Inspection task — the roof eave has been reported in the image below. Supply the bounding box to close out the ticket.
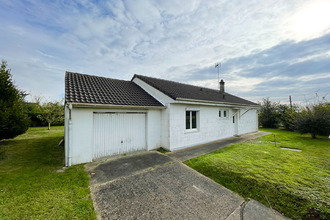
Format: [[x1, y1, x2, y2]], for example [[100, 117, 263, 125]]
[[175, 98, 261, 108], [66, 102, 166, 109]]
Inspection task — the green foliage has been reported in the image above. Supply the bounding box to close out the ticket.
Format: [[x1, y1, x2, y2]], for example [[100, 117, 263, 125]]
[[24, 102, 45, 127], [157, 147, 170, 154], [37, 100, 64, 130], [24, 99, 64, 127], [0, 126, 96, 219], [258, 98, 280, 128], [0, 60, 29, 140], [24, 102, 40, 114], [185, 129, 330, 219], [295, 103, 330, 138], [258, 98, 330, 138], [278, 104, 298, 131]]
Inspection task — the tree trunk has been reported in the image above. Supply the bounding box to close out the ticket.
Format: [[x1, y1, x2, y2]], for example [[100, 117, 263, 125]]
[[48, 123, 50, 130]]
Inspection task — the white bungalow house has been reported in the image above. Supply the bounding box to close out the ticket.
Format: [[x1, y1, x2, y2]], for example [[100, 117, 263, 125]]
[[64, 72, 260, 166]]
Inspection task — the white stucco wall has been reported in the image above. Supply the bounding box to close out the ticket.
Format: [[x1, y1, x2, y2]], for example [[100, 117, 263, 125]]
[[146, 109, 162, 150], [66, 106, 161, 165], [160, 106, 170, 150], [70, 108, 94, 165], [168, 104, 236, 151], [132, 78, 174, 150], [66, 103, 258, 165], [238, 109, 258, 135]]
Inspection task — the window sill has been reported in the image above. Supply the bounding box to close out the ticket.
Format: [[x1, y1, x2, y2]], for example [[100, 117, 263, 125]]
[[184, 129, 199, 134]]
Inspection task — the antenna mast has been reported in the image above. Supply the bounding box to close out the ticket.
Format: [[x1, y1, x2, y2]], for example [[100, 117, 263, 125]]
[[215, 62, 221, 88]]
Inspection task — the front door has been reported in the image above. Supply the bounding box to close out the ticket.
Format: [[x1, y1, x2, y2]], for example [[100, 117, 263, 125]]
[[232, 111, 238, 136]]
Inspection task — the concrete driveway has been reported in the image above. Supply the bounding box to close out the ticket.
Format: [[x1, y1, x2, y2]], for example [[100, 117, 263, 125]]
[[86, 152, 244, 219], [86, 151, 289, 220]]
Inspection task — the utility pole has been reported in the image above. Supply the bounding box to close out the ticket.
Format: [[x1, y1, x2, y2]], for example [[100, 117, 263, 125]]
[[289, 96, 292, 109]]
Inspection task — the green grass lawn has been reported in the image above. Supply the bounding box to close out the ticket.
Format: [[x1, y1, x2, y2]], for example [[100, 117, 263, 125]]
[[185, 129, 330, 220], [0, 127, 96, 219]]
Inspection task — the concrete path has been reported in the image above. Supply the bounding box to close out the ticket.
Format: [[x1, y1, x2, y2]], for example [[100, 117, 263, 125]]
[[86, 131, 289, 220], [86, 152, 244, 220], [226, 199, 290, 220], [168, 131, 270, 162]]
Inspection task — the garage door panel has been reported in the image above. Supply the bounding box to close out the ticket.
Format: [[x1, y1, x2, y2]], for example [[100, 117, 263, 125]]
[[93, 113, 146, 159]]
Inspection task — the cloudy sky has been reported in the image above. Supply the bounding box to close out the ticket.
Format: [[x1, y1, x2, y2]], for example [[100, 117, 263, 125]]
[[1, 0, 330, 105]]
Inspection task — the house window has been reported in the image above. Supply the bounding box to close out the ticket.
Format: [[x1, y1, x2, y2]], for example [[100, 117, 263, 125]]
[[186, 111, 198, 130], [219, 109, 228, 119]]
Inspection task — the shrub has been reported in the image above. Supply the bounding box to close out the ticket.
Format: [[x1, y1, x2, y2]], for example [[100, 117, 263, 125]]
[[295, 103, 330, 138], [278, 104, 298, 131], [258, 98, 280, 128]]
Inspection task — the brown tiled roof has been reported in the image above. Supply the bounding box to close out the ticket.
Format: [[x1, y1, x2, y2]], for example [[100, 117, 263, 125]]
[[65, 72, 163, 107], [132, 74, 259, 106]]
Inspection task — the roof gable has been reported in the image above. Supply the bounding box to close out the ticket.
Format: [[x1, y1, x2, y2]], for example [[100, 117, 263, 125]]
[[65, 72, 163, 107], [132, 74, 258, 106]]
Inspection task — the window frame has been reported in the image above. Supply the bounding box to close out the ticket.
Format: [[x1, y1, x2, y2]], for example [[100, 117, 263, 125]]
[[219, 109, 229, 119], [185, 110, 199, 132]]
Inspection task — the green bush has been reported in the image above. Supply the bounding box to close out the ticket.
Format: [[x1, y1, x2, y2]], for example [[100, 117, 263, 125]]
[[258, 98, 280, 128], [278, 104, 298, 131], [295, 103, 330, 138]]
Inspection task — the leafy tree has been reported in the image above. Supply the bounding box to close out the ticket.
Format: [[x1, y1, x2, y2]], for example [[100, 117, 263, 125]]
[[278, 104, 299, 131], [295, 103, 330, 138], [0, 60, 30, 140], [37, 100, 64, 130], [258, 98, 280, 128], [24, 101, 45, 127]]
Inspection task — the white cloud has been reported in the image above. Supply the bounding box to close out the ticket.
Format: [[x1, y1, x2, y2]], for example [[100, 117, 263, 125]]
[[0, 0, 329, 104], [298, 72, 330, 82], [288, 0, 330, 41], [154, 0, 200, 16], [190, 75, 264, 94]]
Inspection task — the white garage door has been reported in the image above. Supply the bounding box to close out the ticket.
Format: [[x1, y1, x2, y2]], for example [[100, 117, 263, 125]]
[[93, 112, 146, 159]]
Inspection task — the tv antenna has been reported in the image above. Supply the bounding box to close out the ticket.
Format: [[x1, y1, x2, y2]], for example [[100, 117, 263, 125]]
[[215, 62, 221, 86]]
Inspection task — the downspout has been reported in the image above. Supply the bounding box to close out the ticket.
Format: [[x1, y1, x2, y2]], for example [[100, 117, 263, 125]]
[[68, 104, 72, 166]]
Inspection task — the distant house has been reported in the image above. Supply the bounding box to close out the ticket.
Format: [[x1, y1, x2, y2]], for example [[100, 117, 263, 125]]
[[64, 72, 260, 166]]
